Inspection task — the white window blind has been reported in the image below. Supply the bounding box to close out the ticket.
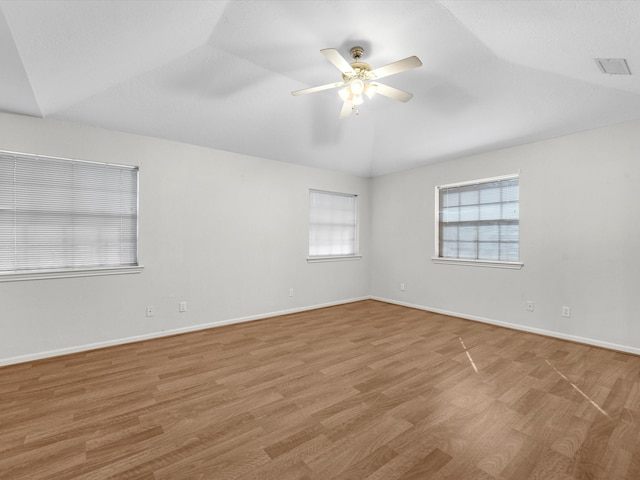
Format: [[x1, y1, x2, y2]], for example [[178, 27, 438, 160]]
[[0, 151, 138, 274], [437, 175, 519, 262], [309, 190, 358, 257]]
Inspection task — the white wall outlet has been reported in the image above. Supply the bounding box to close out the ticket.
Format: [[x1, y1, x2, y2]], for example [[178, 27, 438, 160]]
[[400, 282, 405, 291], [289, 288, 294, 297], [146, 305, 155, 317], [179, 301, 187, 313], [526, 301, 534, 312], [562, 306, 571, 318]]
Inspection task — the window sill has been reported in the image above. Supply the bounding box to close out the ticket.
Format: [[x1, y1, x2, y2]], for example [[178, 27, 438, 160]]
[[307, 255, 362, 263], [0, 265, 144, 282], [431, 258, 523, 270]]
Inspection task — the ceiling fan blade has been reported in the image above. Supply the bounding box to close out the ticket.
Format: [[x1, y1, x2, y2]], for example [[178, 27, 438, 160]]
[[372, 82, 413, 102], [321, 48, 355, 75], [371, 56, 422, 80], [291, 81, 345, 96], [339, 101, 354, 119]]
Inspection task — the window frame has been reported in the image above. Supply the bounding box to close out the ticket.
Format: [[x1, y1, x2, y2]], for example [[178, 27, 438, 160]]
[[432, 173, 523, 269], [0, 150, 143, 282], [307, 189, 361, 263]]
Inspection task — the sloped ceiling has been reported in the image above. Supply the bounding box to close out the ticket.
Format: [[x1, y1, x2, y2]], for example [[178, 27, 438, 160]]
[[1, 0, 640, 177]]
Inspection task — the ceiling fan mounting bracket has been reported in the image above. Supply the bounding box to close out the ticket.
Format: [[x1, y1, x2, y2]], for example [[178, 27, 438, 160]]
[[350, 46, 364, 60]]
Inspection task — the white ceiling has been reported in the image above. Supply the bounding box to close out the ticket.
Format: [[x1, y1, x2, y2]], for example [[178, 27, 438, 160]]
[[2, 0, 640, 177]]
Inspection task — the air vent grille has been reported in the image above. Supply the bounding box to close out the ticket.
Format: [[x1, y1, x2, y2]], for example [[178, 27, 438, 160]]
[[595, 58, 631, 75]]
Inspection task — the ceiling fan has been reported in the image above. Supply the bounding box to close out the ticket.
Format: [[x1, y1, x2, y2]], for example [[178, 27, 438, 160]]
[[292, 46, 422, 118]]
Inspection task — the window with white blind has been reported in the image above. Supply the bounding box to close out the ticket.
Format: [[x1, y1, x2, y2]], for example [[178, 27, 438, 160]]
[[0, 151, 140, 279], [435, 174, 521, 268], [308, 189, 359, 261]]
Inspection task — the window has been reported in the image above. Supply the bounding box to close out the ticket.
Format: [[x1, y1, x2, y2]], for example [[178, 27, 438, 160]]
[[435, 174, 520, 266], [308, 189, 359, 260], [0, 151, 139, 279]]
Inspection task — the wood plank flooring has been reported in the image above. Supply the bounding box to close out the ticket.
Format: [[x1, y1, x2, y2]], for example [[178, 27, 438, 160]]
[[1, 299, 640, 479]]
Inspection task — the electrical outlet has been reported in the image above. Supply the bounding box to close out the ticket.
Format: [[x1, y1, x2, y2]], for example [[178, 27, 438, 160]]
[[179, 301, 187, 313], [289, 288, 294, 297], [562, 306, 571, 318], [146, 305, 155, 317], [400, 282, 405, 291], [526, 301, 534, 312]]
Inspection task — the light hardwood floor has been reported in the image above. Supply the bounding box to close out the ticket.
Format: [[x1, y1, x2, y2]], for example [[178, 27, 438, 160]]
[[1, 300, 639, 479]]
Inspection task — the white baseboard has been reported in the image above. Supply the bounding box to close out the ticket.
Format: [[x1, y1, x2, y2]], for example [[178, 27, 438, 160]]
[[370, 296, 640, 356], [4, 295, 637, 367], [0, 296, 370, 367]]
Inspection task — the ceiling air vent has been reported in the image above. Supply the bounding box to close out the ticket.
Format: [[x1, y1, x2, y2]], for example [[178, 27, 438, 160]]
[[595, 58, 631, 75]]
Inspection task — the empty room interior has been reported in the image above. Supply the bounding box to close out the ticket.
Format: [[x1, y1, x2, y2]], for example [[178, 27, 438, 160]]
[[1, 1, 640, 479]]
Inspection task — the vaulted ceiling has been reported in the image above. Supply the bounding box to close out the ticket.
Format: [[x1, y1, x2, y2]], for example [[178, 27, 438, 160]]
[[2, 1, 640, 177]]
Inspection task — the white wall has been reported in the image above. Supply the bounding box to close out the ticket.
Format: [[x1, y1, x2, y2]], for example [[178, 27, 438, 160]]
[[371, 119, 640, 353], [3, 112, 640, 364], [0, 112, 371, 364]]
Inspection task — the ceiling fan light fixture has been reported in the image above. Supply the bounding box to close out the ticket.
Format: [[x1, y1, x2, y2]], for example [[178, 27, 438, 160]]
[[352, 93, 364, 106], [350, 78, 365, 95], [364, 83, 377, 99], [338, 87, 351, 101]]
